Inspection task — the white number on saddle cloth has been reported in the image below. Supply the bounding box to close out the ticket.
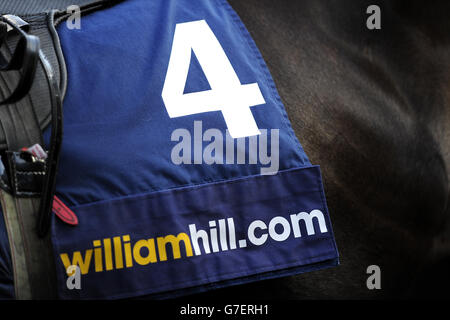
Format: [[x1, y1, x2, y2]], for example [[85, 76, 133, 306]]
[[162, 20, 265, 138]]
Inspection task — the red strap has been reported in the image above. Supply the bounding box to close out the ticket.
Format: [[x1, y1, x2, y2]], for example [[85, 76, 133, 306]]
[[52, 195, 78, 226]]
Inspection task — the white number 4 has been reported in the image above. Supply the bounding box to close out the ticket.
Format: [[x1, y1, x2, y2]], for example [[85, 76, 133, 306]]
[[162, 20, 266, 139]]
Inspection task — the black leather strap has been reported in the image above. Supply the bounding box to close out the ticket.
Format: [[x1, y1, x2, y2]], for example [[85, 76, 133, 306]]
[[0, 16, 39, 105], [1, 150, 46, 197], [36, 49, 62, 237]]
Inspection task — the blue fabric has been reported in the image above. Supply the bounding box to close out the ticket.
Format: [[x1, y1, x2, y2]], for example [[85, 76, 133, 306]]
[[46, 0, 339, 299], [0, 207, 14, 300], [53, 166, 338, 299], [51, 0, 310, 207]]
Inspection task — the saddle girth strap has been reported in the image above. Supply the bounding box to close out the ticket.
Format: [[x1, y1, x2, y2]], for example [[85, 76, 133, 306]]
[[0, 192, 56, 299]]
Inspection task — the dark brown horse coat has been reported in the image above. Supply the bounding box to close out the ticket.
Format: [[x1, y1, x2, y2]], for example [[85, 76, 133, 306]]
[[207, 0, 450, 299]]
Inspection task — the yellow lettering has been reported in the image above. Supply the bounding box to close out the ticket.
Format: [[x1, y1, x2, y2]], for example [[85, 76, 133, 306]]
[[60, 250, 93, 275], [60, 232, 195, 275], [123, 235, 133, 268], [157, 233, 193, 261], [103, 238, 113, 271], [113, 236, 124, 269], [93, 240, 103, 272], [133, 239, 157, 265]]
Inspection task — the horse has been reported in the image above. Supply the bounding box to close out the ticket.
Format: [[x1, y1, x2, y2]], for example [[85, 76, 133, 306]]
[[0, 0, 449, 299]]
